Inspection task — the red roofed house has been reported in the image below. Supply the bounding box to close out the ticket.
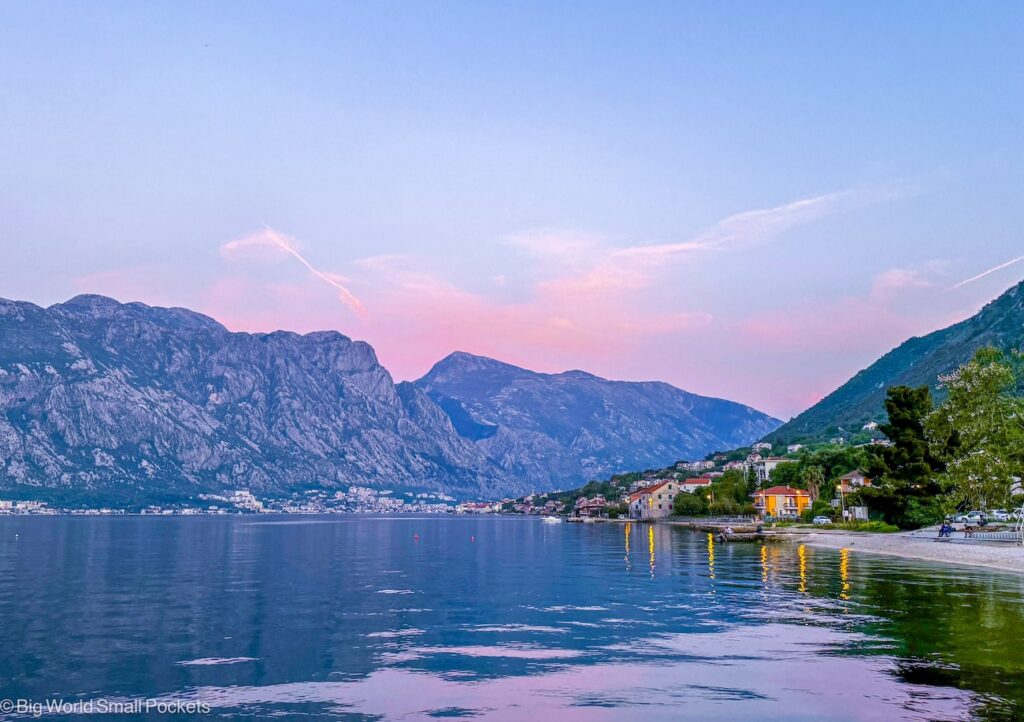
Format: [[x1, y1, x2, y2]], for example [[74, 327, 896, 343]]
[[575, 497, 608, 518], [752, 486, 811, 519], [629, 479, 679, 520]]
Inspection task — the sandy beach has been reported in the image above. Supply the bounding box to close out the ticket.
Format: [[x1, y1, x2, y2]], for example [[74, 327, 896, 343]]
[[800, 529, 1024, 575]]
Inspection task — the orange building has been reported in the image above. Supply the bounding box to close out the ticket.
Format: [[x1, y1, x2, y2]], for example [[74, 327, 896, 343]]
[[753, 486, 811, 518]]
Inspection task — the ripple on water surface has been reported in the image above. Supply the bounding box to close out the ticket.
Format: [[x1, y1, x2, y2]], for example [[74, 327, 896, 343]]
[[0, 515, 1022, 721]]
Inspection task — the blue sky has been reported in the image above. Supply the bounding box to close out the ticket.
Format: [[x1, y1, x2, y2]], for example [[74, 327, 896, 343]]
[[2, 2, 1022, 417]]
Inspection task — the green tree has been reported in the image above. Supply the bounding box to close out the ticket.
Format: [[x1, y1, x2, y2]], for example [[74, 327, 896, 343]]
[[925, 348, 1024, 510], [708, 498, 741, 516], [711, 469, 750, 506], [869, 385, 941, 486], [673, 492, 707, 516], [745, 465, 759, 494], [802, 465, 824, 501], [858, 385, 945, 528], [768, 461, 802, 488]]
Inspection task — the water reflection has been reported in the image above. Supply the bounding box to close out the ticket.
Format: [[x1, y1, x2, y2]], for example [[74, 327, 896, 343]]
[[0, 516, 1022, 721], [840, 547, 851, 601], [623, 522, 631, 573], [706, 532, 715, 581], [648, 525, 655, 577], [796, 544, 806, 594]]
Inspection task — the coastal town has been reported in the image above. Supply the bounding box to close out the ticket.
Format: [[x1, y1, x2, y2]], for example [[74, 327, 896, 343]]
[[0, 487, 458, 516], [485, 438, 882, 522]]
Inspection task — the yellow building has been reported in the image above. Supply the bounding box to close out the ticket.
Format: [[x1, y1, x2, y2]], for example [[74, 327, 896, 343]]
[[753, 486, 811, 518]]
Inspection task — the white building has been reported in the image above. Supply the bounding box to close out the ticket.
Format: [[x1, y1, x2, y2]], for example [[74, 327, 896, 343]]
[[754, 458, 791, 485], [678, 478, 712, 494], [629, 480, 679, 520]]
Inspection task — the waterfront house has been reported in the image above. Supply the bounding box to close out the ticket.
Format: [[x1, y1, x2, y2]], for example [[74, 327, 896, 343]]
[[576, 497, 608, 518], [753, 486, 811, 519], [837, 470, 872, 495], [629, 479, 679, 520]]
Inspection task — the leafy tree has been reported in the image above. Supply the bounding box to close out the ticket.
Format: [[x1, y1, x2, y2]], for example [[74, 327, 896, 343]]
[[925, 348, 1024, 511], [804, 446, 868, 485], [768, 461, 802, 488], [708, 498, 741, 516], [673, 492, 707, 516], [710, 469, 750, 506]]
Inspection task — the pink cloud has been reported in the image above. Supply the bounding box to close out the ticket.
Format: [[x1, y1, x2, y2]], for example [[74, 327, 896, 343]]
[[67, 183, 974, 419]]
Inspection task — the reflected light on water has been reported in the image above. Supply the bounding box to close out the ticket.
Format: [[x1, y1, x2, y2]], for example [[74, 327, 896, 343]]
[[2, 516, 1022, 721], [840, 547, 851, 601], [623, 523, 631, 573], [798, 544, 807, 594], [706, 533, 715, 582], [648, 525, 655, 577]]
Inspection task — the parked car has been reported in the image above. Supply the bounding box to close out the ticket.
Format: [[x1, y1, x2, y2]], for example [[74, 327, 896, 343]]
[[989, 509, 1010, 522], [954, 510, 987, 525], [812, 515, 832, 525]]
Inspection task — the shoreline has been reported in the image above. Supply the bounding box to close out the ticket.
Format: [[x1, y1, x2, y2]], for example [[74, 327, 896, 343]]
[[798, 530, 1024, 575]]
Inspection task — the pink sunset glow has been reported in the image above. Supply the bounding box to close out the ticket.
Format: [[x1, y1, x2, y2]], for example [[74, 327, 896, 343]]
[[6, 1, 1022, 425], [69, 190, 1016, 421]]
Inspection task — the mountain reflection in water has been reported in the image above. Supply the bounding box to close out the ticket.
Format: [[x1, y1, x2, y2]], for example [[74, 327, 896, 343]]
[[1, 516, 1022, 721]]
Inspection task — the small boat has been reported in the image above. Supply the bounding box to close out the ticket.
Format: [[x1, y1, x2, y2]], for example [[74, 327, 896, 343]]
[[542, 516, 562, 524]]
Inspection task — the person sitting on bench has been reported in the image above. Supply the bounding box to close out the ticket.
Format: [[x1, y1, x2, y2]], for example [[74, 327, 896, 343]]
[[963, 525, 975, 538]]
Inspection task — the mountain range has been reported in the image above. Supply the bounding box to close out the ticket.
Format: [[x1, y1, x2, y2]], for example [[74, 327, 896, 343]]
[[0, 294, 779, 504], [417, 352, 780, 486], [767, 280, 1024, 443]]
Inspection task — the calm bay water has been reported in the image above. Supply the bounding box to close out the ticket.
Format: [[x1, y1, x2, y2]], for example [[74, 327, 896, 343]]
[[2, 516, 1024, 721]]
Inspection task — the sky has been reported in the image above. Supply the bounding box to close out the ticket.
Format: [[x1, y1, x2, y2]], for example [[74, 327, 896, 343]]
[[1, 2, 1022, 420]]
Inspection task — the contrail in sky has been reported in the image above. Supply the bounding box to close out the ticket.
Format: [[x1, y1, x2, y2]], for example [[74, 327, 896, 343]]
[[221, 227, 366, 315], [951, 254, 1024, 289]]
